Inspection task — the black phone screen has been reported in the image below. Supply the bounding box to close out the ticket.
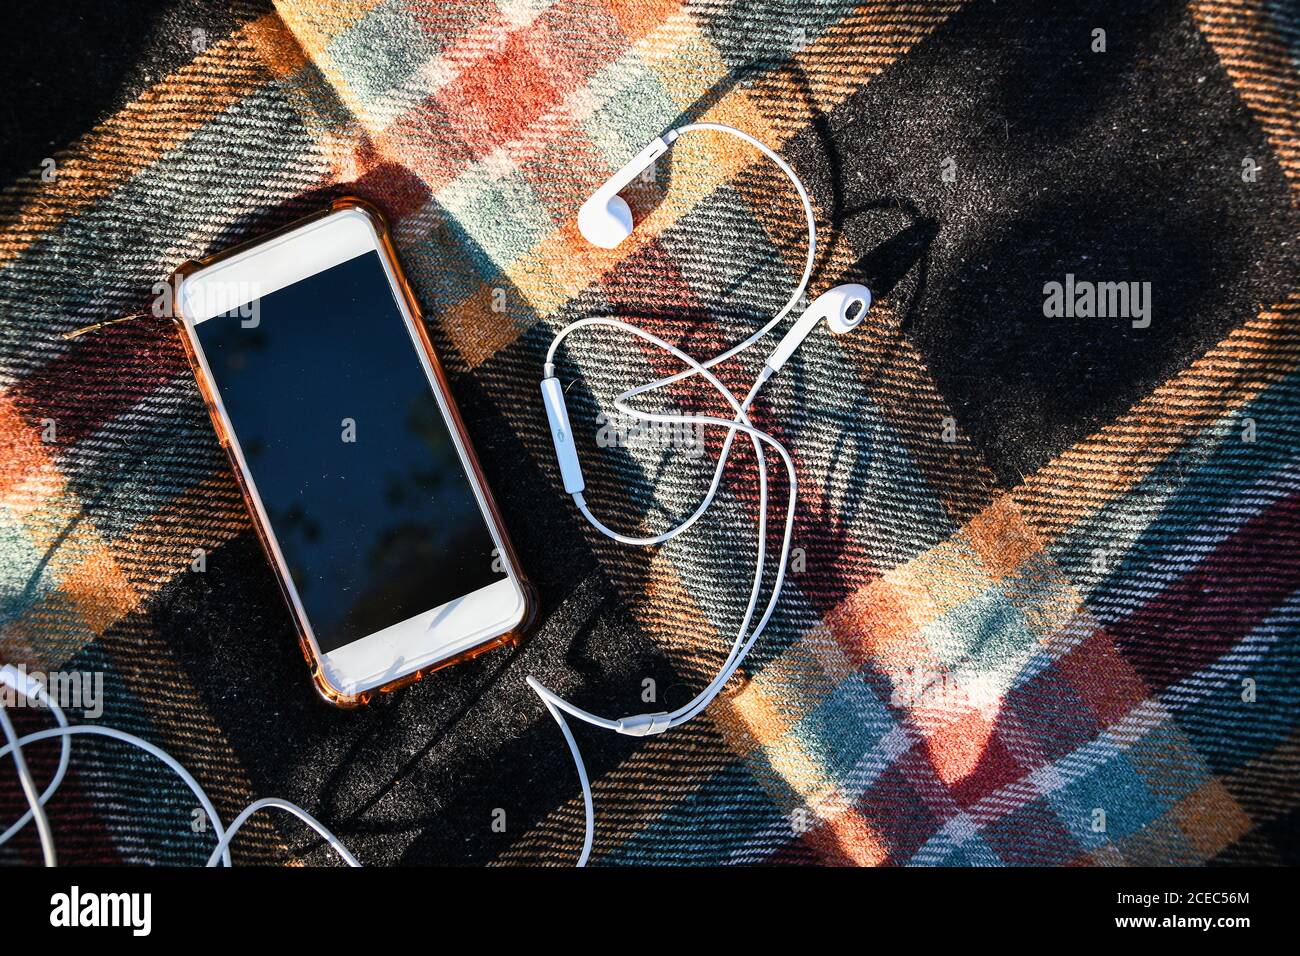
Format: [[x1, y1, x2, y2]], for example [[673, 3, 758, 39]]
[[194, 249, 505, 654]]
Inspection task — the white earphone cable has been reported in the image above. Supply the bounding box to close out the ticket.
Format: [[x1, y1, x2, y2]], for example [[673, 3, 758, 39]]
[[0, 669, 69, 856], [205, 798, 360, 868], [0, 702, 57, 866], [0, 669, 355, 867], [528, 121, 815, 865]]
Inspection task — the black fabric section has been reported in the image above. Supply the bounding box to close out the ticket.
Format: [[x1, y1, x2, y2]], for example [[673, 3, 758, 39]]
[[0, 1, 272, 187], [1210, 805, 1300, 867], [781, 0, 1300, 486]]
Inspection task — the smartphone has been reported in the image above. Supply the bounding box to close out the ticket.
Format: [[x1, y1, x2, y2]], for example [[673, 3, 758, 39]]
[[173, 199, 532, 706]]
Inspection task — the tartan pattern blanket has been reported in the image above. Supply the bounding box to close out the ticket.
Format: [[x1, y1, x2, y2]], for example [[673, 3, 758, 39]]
[[1, 0, 1297, 865]]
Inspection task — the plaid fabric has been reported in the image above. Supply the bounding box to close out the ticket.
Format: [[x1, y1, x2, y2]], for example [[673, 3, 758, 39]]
[[1, 0, 1297, 866]]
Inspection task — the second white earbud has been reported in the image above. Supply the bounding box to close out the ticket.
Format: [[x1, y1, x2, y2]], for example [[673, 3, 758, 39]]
[[577, 132, 677, 249], [763, 283, 871, 373]]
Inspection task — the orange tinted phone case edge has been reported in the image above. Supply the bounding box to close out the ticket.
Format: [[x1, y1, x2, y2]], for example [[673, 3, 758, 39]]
[[171, 197, 535, 708]]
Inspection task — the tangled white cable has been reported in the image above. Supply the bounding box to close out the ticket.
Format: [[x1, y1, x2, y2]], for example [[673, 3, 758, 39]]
[[0, 665, 358, 867], [530, 122, 870, 865]]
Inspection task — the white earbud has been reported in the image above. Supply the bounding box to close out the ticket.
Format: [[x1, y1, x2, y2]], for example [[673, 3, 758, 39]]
[[764, 283, 871, 374], [577, 132, 677, 249]]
